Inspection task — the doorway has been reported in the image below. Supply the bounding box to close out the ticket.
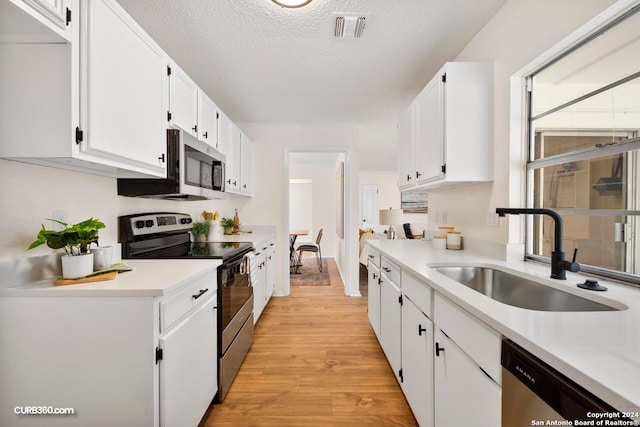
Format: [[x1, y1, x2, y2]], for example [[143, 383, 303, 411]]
[[284, 147, 357, 297]]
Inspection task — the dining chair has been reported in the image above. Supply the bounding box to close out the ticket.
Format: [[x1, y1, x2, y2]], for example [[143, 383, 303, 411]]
[[297, 228, 323, 272]]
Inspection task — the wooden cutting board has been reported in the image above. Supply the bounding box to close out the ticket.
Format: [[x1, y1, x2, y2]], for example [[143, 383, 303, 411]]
[[53, 271, 118, 286]]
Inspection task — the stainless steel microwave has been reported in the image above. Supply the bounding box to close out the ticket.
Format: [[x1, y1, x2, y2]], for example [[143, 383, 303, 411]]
[[117, 129, 225, 200]]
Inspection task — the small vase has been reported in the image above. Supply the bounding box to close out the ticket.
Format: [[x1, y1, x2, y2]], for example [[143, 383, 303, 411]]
[[61, 253, 94, 279]]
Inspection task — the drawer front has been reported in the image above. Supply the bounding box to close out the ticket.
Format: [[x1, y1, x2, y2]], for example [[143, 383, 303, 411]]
[[367, 248, 380, 269], [380, 256, 401, 286], [402, 271, 432, 318], [434, 293, 502, 384], [161, 275, 215, 332]]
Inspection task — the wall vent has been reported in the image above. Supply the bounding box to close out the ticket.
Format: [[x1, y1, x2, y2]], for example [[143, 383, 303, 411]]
[[333, 13, 369, 38]]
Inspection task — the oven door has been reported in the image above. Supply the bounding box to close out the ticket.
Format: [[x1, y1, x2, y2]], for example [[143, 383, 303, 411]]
[[218, 253, 253, 339]]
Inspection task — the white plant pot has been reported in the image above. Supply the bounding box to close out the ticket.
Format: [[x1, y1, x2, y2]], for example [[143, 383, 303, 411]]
[[61, 253, 94, 279]]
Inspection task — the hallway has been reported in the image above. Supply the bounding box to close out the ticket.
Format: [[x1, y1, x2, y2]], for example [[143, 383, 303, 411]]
[[201, 258, 416, 426]]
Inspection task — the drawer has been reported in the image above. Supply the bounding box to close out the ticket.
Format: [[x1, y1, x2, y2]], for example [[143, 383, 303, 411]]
[[434, 293, 502, 384], [161, 274, 215, 332], [367, 248, 380, 269], [402, 271, 432, 318], [380, 256, 401, 286]]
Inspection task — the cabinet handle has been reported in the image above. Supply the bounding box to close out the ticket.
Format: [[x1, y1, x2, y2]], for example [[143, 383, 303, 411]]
[[416, 171, 422, 178], [227, 179, 231, 184], [158, 153, 165, 163], [192, 288, 209, 300], [372, 273, 377, 280], [383, 267, 391, 273], [243, 184, 247, 189], [378, 277, 382, 285], [192, 125, 198, 133], [406, 174, 412, 181], [203, 131, 208, 139], [233, 181, 237, 186], [418, 324, 427, 336], [435, 342, 445, 357]]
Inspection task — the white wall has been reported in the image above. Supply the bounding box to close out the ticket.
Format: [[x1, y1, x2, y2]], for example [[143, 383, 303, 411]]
[[427, 0, 618, 246], [290, 157, 338, 257], [237, 123, 362, 296]]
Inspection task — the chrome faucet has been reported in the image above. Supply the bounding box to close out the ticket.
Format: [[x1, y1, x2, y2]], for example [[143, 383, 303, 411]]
[[496, 208, 580, 280]]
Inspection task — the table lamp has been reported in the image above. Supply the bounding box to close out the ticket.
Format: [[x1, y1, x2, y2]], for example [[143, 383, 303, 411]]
[[379, 208, 403, 239]]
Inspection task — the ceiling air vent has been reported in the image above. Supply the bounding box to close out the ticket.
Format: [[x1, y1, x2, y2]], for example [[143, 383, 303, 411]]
[[333, 13, 369, 39]]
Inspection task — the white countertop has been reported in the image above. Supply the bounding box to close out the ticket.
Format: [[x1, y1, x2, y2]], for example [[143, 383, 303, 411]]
[[213, 225, 276, 248], [0, 259, 221, 297], [368, 239, 640, 415]]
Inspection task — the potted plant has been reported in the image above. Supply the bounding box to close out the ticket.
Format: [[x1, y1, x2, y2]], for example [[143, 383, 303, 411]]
[[191, 220, 211, 242], [220, 217, 235, 235], [27, 217, 106, 278]]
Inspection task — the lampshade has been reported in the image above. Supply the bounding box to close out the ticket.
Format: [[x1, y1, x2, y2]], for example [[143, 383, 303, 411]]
[[379, 209, 403, 225], [271, 0, 313, 8]]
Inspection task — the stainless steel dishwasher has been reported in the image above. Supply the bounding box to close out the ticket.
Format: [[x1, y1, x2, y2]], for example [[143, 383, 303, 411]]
[[501, 339, 632, 425]]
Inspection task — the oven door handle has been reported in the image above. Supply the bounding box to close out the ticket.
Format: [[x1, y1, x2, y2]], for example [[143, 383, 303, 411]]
[[192, 288, 209, 300]]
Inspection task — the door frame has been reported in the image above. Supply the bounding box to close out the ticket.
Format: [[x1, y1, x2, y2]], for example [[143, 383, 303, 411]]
[[283, 146, 358, 296]]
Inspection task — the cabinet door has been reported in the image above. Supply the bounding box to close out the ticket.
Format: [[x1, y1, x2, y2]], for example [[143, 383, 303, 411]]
[[415, 76, 444, 184], [216, 110, 233, 156], [402, 298, 434, 427], [265, 243, 276, 299], [397, 104, 415, 189], [159, 296, 218, 427], [240, 133, 253, 195], [252, 252, 266, 323], [81, 0, 167, 177], [170, 64, 198, 139], [225, 124, 241, 192], [380, 274, 402, 383], [367, 263, 381, 340], [198, 93, 218, 148], [434, 327, 501, 427], [22, 0, 70, 34]]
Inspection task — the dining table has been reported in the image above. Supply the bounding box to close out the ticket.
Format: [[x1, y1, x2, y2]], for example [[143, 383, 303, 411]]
[[289, 230, 308, 274]]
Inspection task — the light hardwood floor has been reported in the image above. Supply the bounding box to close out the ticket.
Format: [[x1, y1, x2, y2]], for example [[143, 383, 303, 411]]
[[200, 258, 417, 426]]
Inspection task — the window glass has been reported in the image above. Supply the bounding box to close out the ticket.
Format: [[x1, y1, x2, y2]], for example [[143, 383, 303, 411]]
[[527, 8, 640, 282]]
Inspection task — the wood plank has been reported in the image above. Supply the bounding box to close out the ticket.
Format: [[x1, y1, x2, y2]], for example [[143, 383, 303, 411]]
[[199, 258, 417, 426]]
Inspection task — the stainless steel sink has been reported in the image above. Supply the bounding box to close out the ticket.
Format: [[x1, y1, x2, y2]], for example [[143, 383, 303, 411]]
[[432, 266, 618, 311]]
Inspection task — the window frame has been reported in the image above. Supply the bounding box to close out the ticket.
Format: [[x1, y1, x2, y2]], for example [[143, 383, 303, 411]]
[[510, 0, 640, 285]]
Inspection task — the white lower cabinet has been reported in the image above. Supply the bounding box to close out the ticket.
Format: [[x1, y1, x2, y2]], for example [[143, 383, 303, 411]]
[[160, 295, 217, 427], [401, 296, 434, 427], [434, 327, 501, 427], [368, 250, 501, 427], [252, 237, 276, 323], [0, 267, 218, 427], [251, 249, 267, 322], [379, 263, 402, 383], [367, 262, 381, 340]]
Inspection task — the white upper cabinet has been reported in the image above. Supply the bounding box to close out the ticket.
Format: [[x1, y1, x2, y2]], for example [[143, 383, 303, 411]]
[[397, 104, 415, 189], [239, 132, 253, 195], [169, 63, 199, 139], [79, 0, 168, 177], [1, 0, 72, 42], [397, 62, 494, 191], [168, 62, 221, 150], [198, 93, 218, 148], [0, 0, 169, 177]]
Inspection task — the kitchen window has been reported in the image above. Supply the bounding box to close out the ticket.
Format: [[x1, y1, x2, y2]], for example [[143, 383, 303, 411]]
[[526, 6, 640, 284]]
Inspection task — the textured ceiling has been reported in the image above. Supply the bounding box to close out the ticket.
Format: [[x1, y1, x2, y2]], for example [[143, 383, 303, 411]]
[[116, 0, 507, 124]]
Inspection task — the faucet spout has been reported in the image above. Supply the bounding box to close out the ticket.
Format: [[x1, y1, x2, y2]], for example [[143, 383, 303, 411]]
[[495, 208, 580, 280]]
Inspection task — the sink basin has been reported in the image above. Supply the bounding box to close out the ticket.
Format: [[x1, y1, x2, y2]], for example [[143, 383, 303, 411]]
[[432, 266, 617, 312]]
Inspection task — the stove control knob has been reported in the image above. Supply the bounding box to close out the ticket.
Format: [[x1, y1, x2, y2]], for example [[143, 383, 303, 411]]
[[185, 218, 192, 224], [145, 219, 154, 228], [180, 218, 189, 224], [135, 220, 145, 229]]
